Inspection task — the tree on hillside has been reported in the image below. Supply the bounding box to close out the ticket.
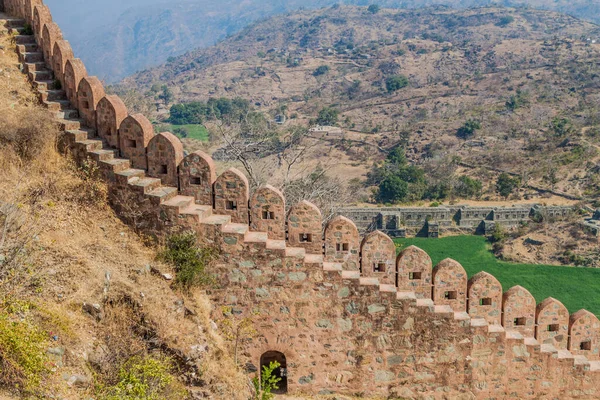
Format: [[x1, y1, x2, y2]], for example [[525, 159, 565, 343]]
[[316, 107, 339, 126], [496, 173, 521, 198], [385, 75, 409, 93], [158, 85, 173, 106], [368, 4, 380, 14], [377, 175, 409, 203], [313, 65, 330, 77], [456, 119, 481, 140]]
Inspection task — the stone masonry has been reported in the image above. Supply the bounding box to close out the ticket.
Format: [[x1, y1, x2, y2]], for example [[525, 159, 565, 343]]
[[3, 3, 600, 398]]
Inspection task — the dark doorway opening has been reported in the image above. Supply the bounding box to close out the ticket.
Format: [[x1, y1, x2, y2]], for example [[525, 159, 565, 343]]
[[260, 351, 288, 394]]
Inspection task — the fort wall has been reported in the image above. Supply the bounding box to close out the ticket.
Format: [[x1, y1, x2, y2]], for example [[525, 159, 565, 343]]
[[2, 4, 600, 398]]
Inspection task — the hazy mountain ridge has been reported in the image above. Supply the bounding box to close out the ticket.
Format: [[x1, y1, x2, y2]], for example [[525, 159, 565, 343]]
[[45, 0, 600, 81]]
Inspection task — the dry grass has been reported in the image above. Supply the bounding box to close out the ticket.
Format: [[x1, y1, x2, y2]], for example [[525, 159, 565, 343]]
[[0, 29, 248, 399]]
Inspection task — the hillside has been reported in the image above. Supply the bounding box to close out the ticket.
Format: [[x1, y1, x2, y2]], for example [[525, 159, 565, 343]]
[[0, 24, 246, 399], [119, 6, 600, 203], [45, 0, 600, 81]]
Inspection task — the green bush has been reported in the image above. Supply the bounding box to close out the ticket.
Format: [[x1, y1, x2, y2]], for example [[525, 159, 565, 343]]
[[312, 65, 330, 76], [252, 361, 281, 400], [100, 356, 186, 400], [158, 232, 216, 290], [496, 173, 521, 198], [316, 107, 339, 126], [0, 313, 49, 394], [456, 119, 481, 140], [367, 4, 380, 14], [496, 16, 515, 27], [385, 75, 409, 93]]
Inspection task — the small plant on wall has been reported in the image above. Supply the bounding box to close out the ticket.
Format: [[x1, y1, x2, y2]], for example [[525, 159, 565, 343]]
[[252, 361, 281, 400]]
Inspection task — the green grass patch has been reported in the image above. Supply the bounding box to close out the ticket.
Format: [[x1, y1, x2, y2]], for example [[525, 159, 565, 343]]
[[157, 123, 209, 141], [395, 236, 600, 317]]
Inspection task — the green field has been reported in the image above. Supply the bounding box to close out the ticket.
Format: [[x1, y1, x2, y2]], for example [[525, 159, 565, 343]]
[[394, 236, 600, 317], [157, 124, 209, 141]]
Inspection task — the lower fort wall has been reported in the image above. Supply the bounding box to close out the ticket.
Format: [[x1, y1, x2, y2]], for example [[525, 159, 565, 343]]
[[2, 4, 600, 398]]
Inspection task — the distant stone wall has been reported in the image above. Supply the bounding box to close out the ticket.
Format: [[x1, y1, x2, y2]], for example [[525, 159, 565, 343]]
[[339, 204, 576, 237], [3, 3, 600, 398]]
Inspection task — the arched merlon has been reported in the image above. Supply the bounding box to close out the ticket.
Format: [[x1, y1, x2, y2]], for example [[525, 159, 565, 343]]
[[64, 59, 87, 111], [32, 4, 51, 46], [25, 0, 42, 25], [287, 200, 322, 254], [214, 168, 250, 224], [41, 22, 62, 69], [147, 132, 184, 188], [324, 216, 360, 270], [396, 245, 432, 299], [432, 258, 467, 312], [119, 114, 154, 170], [568, 309, 600, 360], [250, 185, 286, 240], [360, 230, 396, 285], [178, 151, 216, 206], [52, 40, 73, 86], [77, 76, 106, 131], [97, 95, 128, 150], [467, 271, 502, 326], [536, 297, 569, 350], [502, 285, 536, 338]]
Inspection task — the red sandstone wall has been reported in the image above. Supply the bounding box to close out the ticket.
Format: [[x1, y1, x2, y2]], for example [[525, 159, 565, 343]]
[[5, 2, 600, 398]]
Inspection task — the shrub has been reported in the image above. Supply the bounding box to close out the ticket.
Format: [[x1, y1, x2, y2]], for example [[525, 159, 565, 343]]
[[312, 65, 330, 76], [252, 361, 281, 400], [158, 232, 217, 290], [496, 173, 521, 198], [100, 356, 187, 400], [377, 175, 409, 203], [315, 107, 339, 126], [496, 16, 514, 27], [385, 75, 409, 93], [456, 119, 481, 140], [22, 24, 33, 35], [367, 4, 380, 14], [0, 313, 49, 394]]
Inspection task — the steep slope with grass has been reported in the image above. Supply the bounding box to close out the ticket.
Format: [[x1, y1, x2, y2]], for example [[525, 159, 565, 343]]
[[0, 27, 246, 399]]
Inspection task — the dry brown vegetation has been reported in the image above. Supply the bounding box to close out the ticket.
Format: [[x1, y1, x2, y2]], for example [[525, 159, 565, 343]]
[[120, 6, 600, 204], [0, 31, 247, 399]]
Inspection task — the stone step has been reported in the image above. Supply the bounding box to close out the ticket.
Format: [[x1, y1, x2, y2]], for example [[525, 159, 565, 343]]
[[341, 270, 361, 280], [14, 35, 35, 45], [99, 158, 131, 174], [304, 253, 323, 265], [222, 223, 250, 236], [115, 169, 146, 186], [17, 43, 38, 53], [285, 247, 305, 259], [162, 195, 195, 212], [4, 18, 26, 28], [43, 100, 70, 111], [9, 27, 26, 35], [180, 204, 212, 221], [266, 239, 286, 251], [26, 62, 48, 74], [29, 69, 52, 82], [433, 305, 455, 316], [58, 118, 83, 132], [55, 109, 79, 120], [129, 177, 162, 194], [40, 89, 66, 102], [20, 52, 43, 63], [34, 79, 57, 91], [201, 215, 232, 226], [322, 262, 343, 272], [75, 139, 104, 153], [88, 148, 118, 163], [244, 231, 268, 244], [147, 187, 179, 205]]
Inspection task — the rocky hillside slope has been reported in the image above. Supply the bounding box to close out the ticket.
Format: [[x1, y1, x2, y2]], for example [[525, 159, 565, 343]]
[[45, 0, 600, 81], [0, 24, 246, 399], [120, 6, 600, 201]]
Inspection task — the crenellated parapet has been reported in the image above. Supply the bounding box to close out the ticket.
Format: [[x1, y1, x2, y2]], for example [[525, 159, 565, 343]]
[[2, 3, 600, 397]]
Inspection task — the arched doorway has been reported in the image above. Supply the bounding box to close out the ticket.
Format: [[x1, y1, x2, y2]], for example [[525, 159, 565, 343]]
[[260, 351, 288, 394]]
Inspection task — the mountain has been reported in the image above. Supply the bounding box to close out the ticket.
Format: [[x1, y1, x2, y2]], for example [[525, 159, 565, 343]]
[[44, 0, 600, 81], [118, 6, 600, 201]]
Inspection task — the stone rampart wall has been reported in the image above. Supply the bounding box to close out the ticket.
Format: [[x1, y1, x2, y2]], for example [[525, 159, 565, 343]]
[[2, 3, 599, 398]]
